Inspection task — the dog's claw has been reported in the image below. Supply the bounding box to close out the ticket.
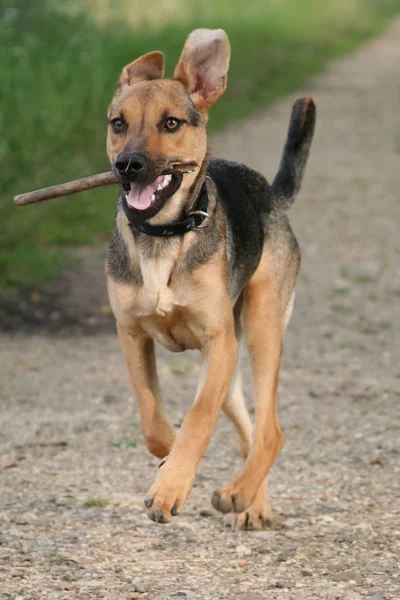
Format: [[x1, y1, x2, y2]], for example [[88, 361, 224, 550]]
[[231, 493, 245, 513], [234, 510, 272, 531], [144, 497, 154, 508], [148, 508, 169, 524], [262, 518, 272, 529], [171, 504, 179, 516], [211, 490, 231, 513], [241, 514, 271, 531], [212, 490, 247, 514]]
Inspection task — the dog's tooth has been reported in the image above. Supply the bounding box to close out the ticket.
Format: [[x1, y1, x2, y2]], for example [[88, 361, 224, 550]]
[[151, 193, 155, 200], [157, 184, 163, 190]]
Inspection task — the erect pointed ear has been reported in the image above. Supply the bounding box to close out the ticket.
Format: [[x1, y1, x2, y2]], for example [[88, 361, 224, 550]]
[[173, 29, 230, 111], [117, 51, 165, 93]]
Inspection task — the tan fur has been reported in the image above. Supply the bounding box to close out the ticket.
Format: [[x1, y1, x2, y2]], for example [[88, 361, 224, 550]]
[[144, 259, 238, 514], [222, 367, 252, 458], [117, 326, 175, 458], [212, 246, 298, 519]]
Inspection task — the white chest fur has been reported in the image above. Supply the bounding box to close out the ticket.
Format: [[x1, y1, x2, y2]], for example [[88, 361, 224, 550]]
[[108, 219, 191, 325], [136, 255, 177, 317]]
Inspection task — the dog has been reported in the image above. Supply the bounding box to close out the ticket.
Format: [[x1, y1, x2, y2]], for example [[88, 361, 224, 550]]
[[105, 28, 315, 528]]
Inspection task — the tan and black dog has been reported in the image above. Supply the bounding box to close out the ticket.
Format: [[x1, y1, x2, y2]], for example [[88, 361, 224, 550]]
[[106, 28, 315, 528]]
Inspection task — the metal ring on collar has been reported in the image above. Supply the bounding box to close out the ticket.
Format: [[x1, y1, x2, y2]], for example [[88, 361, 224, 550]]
[[188, 210, 210, 230]]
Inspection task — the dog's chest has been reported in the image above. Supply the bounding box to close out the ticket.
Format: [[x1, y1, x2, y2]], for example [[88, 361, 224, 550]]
[[140, 310, 202, 352], [135, 254, 178, 316], [108, 258, 202, 351]]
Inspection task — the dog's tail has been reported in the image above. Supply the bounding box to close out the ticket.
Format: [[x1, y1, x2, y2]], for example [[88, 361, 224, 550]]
[[272, 97, 316, 209]]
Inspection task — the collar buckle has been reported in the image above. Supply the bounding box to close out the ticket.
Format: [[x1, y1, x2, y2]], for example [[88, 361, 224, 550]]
[[188, 210, 210, 230]]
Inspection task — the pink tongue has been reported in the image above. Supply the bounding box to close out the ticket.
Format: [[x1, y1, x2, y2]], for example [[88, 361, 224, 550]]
[[126, 176, 164, 210]]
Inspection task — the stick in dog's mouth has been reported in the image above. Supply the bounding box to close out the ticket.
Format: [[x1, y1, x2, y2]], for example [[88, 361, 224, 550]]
[[13, 161, 200, 207], [162, 161, 199, 175]]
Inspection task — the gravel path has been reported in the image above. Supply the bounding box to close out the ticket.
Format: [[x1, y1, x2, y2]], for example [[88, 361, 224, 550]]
[[1, 19, 400, 600]]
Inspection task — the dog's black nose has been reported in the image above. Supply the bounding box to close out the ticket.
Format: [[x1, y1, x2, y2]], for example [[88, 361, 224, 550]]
[[115, 153, 146, 174]]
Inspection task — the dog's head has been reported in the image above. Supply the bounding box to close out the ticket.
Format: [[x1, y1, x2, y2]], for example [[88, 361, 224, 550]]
[[107, 28, 230, 221]]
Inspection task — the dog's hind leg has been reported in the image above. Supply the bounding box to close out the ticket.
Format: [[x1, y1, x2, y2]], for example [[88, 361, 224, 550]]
[[223, 366, 273, 530], [212, 254, 285, 515], [222, 367, 252, 459], [222, 303, 252, 460], [117, 324, 176, 459]]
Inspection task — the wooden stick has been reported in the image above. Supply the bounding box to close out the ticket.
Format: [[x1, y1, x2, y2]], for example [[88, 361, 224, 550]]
[[13, 161, 200, 207], [14, 171, 117, 206]]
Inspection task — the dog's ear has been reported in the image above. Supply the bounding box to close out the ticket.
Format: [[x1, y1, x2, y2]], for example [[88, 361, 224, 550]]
[[173, 29, 230, 111], [117, 51, 165, 92]]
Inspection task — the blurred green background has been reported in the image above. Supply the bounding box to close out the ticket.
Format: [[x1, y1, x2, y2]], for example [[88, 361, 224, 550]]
[[1, 0, 399, 299]]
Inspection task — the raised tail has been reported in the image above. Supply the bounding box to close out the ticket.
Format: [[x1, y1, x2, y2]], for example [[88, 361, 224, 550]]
[[272, 97, 316, 208]]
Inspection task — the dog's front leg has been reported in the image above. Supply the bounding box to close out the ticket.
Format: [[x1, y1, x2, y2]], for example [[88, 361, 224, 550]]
[[117, 324, 176, 459], [145, 328, 238, 523]]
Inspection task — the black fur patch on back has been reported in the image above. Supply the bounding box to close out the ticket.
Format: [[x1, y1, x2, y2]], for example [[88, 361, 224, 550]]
[[208, 158, 273, 298]]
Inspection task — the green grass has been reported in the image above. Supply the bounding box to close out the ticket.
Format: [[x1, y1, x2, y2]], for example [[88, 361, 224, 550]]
[[331, 303, 353, 314], [1, 0, 399, 298], [352, 272, 376, 284], [333, 286, 351, 296], [84, 497, 109, 507], [168, 359, 189, 376], [112, 437, 137, 448]]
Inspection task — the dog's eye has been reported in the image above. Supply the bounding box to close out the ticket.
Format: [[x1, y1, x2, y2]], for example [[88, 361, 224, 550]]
[[164, 117, 182, 132], [110, 118, 126, 133]]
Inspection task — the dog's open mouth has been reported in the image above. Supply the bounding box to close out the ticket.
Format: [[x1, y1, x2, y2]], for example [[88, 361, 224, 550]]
[[122, 174, 182, 212]]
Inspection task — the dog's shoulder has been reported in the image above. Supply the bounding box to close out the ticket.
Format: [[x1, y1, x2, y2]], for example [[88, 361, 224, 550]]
[[208, 158, 273, 297], [106, 206, 142, 285], [208, 158, 271, 205]]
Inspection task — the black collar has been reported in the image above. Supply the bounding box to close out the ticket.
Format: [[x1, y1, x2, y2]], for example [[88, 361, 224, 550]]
[[121, 181, 209, 237]]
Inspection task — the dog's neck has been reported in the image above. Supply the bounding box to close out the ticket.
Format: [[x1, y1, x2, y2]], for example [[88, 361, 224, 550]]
[[116, 160, 216, 317]]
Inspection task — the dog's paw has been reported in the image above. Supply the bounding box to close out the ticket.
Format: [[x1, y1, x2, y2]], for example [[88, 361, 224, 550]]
[[144, 496, 179, 523], [232, 502, 272, 531], [144, 462, 195, 524], [211, 487, 250, 514]]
